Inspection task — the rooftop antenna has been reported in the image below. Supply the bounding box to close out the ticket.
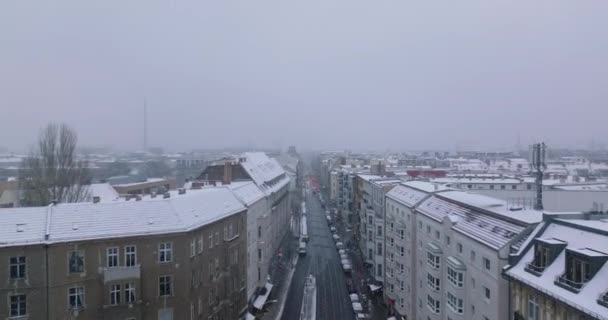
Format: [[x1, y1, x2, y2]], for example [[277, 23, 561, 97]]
[[530, 142, 547, 210], [143, 100, 147, 153]]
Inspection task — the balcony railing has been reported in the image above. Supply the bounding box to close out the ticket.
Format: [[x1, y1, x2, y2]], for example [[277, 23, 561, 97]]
[[524, 262, 546, 276], [102, 265, 141, 284], [554, 274, 585, 293]]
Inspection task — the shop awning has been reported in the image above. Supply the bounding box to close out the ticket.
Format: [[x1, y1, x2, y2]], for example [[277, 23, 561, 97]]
[[253, 283, 274, 310]]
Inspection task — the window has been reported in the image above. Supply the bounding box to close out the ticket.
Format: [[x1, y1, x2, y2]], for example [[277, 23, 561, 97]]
[[377, 263, 382, 277], [368, 249, 373, 260], [427, 252, 440, 269], [527, 184, 532, 190], [9, 294, 26, 317], [368, 216, 373, 224], [159, 242, 172, 263], [258, 226, 262, 238], [457, 243, 463, 254], [198, 297, 203, 315], [489, 185, 495, 189], [125, 245, 137, 267], [377, 242, 383, 256], [68, 287, 85, 309], [500, 185, 506, 190], [484, 286, 491, 300], [447, 267, 464, 287], [399, 245, 404, 256], [427, 295, 440, 314], [125, 282, 136, 304], [215, 232, 219, 245], [106, 247, 119, 267], [447, 292, 463, 314], [159, 275, 172, 296], [229, 224, 234, 238], [190, 239, 196, 257], [110, 284, 121, 305], [258, 248, 262, 261], [470, 250, 476, 261], [377, 225, 382, 237], [565, 256, 590, 285], [418, 221, 422, 229], [9, 256, 26, 279], [208, 235, 213, 248], [512, 185, 517, 190], [446, 236, 451, 245], [368, 230, 373, 241], [68, 251, 85, 273], [257, 267, 261, 281], [435, 230, 440, 240], [483, 257, 491, 271], [528, 294, 540, 320], [198, 236, 203, 254], [223, 226, 228, 240], [427, 273, 440, 291], [399, 229, 405, 240], [467, 184, 472, 189], [426, 225, 431, 234]]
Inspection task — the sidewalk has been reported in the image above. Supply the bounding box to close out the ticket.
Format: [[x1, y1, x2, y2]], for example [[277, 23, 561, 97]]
[[260, 217, 300, 320]]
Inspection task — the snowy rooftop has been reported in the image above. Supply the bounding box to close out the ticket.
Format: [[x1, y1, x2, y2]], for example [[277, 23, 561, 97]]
[[241, 152, 290, 195], [87, 183, 120, 202], [0, 187, 246, 247], [227, 181, 265, 206], [417, 191, 543, 250], [506, 219, 608, 319], [403, 180, 450, 193], [387, 184, 429, 207], [112, 177, 169, 187]]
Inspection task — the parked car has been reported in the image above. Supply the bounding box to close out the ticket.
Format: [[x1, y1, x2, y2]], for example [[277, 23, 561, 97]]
[[298, 241, 307, 256]]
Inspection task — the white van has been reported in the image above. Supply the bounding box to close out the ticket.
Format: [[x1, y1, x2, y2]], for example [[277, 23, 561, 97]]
[[298, 241, 307, 256]]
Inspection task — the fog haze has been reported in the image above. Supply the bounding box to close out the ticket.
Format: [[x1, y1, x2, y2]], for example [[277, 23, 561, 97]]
[[1, 0, 607, 152]]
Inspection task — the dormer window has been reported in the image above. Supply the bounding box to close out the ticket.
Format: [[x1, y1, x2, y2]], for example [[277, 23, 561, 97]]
[[555, 248, 608, 293], [525, 238, 567, 276], [598, 290, 608, 308]]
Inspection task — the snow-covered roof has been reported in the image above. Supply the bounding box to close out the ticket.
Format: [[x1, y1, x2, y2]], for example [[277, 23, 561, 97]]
[[227, 181, 265, 206], [87, 183, 119, 202], [112, 177, 168, 187], [241, 152, 290, 196], [387, 184, 429, 207], [404, 180, 450, 193], [505, 219, 608, 319], [0, 187, 246, 247], [417, 194, 534, 250]]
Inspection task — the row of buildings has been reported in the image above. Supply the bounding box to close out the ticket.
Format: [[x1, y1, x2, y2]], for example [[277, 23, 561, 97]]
[[317, 152, 608, 320], [0, 152, 297, 320]]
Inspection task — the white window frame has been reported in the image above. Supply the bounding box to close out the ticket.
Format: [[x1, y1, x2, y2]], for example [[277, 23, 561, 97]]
[[208, 235, 214, 248], [125, 282, 136, 304], [110, 283, 121, 305], [159, 275, 173, 297], [9, 256, 26, 279], [9, 293, 27, 317], [483, 257, 491, 271], [125, 245, 137, 267], [159, 242, 173, 263], [447, 292, 464, 314], [427, 251, 440, 269], [107, 247, 119, 268], [447, 266, 464, 288], [427, 273, 440, 291], [427, 295, 440, 314], [68, 286, 85, 310], [528, 294, 539, 320], [190, 239, 196, 258], [68, 250, 85, 274]]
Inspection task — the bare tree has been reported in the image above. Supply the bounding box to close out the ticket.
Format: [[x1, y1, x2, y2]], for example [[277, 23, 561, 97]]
[[19, 123, 91, 206]]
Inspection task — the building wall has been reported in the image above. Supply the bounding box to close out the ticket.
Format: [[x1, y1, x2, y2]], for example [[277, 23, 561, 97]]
[[511, 281, 594, 320], [0, 211, 247, 320], [246, 197, 270, 302]]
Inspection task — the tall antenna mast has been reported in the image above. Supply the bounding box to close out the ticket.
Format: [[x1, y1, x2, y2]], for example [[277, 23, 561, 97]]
[[530, 142, 546, 210], [143, 100, 147, 153]]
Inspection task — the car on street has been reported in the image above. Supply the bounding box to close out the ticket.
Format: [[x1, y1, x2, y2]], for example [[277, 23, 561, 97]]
[[333, 234, 340, 242], [336, 241, 344, 250], [330, 226, 336, 233], [298, 241, 307, 256]]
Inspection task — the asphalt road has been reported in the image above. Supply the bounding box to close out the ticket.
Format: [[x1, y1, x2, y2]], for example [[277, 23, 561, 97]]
[[281, 189, 354, 320]]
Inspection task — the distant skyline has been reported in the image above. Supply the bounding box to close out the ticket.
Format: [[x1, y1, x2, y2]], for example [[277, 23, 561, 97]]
[[1, 1, 607, 152]]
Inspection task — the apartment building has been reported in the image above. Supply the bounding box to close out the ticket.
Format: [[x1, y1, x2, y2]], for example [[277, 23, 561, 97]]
[[0, 187, 247, 320], [384, 182, 543, 320], [504, 213, 608, 320], [356, 174, 400, 283], [198, 152, 292, 308]]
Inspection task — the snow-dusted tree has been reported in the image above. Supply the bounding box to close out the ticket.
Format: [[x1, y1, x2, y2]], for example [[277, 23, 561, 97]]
[[19, 123, 91, 206]]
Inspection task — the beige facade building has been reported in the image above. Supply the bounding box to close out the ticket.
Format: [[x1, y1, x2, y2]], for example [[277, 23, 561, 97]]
[[0, 187, 247, 320], [504, 214, 608, 320]]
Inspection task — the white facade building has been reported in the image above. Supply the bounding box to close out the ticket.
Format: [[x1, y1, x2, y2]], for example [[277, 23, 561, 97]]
[[384, 182, 543, 320]]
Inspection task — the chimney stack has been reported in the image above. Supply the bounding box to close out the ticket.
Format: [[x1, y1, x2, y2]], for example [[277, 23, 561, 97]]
[[223, 160, 233, 185], [93, 196, 101, 203]]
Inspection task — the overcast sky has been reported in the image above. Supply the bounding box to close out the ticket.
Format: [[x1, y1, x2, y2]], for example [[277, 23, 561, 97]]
[[1, 1, 607, 152]]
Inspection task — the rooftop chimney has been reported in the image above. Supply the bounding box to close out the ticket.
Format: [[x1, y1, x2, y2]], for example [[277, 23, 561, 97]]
[[223, 161, 233, 185], [93, 196, 101, 203]]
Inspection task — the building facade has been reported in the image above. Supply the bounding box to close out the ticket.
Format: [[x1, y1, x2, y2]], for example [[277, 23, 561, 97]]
[[0, 187, 247, 320]]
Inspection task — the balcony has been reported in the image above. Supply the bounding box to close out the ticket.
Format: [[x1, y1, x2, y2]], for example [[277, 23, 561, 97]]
[[102, 265, 141, 284], [524, 262, 546, 276], [554, 274, 585, 293]]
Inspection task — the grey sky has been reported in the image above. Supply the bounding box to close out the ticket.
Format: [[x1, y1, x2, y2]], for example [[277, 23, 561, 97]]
[[1, 1, 607, 152]]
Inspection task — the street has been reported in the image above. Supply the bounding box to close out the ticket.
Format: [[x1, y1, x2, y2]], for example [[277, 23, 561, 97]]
[[281, 189, 354, 320]]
